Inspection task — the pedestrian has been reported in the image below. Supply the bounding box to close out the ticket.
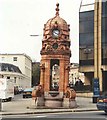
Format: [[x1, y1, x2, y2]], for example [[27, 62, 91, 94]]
[[31, 87, 37, 104]]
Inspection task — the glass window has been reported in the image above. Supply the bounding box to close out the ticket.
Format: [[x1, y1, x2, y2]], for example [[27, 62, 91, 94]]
[[79, 11, 94, 46], [7, 76, 10, 79], [102, 2, 107, 16], [80, 20, 94, 33], [102, 30, 107, 44], [1, 57, 5, 61], [79, 33, 94, 46], [79, 11, 94, 21], [13, 57, 17, 61], [102, 17, 107, 31], [14, 77, 16, 83]]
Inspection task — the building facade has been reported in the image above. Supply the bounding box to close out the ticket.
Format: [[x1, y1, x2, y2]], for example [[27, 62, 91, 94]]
[[79, 0, 107, 92], [69, 63, 85, 85], [0, 63, 26, 89], [0, 54, 32, 88]]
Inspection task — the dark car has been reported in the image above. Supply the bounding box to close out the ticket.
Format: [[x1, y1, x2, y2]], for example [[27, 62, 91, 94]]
[[96, 92, 107, 113], [23, 88, 34, 98]]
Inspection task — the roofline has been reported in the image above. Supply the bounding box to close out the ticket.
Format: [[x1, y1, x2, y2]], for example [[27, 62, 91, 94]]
[[79, 9, 94, 14], [0, 53, 32, 61]]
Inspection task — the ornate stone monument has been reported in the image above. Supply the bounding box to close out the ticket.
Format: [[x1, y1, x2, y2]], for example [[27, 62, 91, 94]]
[[34, 3, 77, 108]]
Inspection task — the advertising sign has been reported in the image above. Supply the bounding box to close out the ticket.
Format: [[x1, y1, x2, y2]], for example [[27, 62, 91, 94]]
[[93, 78, 100, 96]]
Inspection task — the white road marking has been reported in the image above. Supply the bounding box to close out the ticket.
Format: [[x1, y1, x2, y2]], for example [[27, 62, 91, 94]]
[[36, 115, 46, 118], [0, 116, 2, 120]]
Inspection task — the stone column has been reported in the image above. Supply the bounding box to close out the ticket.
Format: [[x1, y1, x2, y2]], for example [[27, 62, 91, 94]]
[[40, 63, 45, 87], [98, 0, 102, 92], [59, 59, 65, 93], [94, 1, 98, 78], [64, 63, 70, 93], [44, 60, 50, 92], [94, 0, 102, 91]]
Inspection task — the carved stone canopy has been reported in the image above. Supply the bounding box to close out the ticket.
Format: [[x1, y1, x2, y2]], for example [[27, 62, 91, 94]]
[[43, 3, 70, 41], [40, 3, 71, 57]]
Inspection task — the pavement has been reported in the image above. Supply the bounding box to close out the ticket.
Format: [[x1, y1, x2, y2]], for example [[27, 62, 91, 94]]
[[0, 97, 98, 116]]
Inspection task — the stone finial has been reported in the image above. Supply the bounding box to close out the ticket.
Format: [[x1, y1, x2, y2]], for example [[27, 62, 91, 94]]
[[55, 3, 59, 16]]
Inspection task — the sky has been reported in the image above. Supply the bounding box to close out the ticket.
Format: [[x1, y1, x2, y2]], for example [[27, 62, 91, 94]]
[[0, 0, 93, 63]]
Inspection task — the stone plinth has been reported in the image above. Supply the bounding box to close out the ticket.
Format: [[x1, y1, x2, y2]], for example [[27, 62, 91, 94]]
[[63, 98, 77, 108], [35, 97, 45, 107], [45, 91, 63, 108], [45, 96, 63, 108]]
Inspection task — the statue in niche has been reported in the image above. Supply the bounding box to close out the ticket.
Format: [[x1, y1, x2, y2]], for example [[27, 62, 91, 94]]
[[65, 86, 76, 100]]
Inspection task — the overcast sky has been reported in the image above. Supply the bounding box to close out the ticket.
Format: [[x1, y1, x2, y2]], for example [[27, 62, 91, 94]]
[[0, 0, 94, 63]]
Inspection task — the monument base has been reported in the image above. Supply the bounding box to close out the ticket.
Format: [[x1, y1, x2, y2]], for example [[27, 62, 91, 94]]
[[63, 98, 77, 108], [35, 97, 45, 107], [45, 96, 63, 108], [34, 91, 77, 108], [44, 91, 63, 108]]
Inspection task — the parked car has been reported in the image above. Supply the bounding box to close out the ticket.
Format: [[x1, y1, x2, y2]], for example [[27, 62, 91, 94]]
[[18, 87, 23, 94], [14, 86, 19, 95], [23, 88, 34, 98], [96, 92, 107, 114]]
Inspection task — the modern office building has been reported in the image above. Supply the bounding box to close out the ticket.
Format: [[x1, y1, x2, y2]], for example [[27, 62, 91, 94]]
[[0, 54, 32, 88], [79, 0, 107, 92]]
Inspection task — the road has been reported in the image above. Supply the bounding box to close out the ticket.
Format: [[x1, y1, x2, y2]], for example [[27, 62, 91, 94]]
[[1, 111, 107, 120], [2, 94, 32, 112], [1, 94, 107, 120]]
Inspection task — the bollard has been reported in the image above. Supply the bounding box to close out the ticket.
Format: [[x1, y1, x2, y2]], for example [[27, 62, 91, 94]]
[[0, 98, 1, 111]]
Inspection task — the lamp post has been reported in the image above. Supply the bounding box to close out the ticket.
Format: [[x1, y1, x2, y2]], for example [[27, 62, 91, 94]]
[[30, 34, 42, 37], [0, 98, 1, 112], [0, 90, 2, 111], [30, 34, 41, 87]]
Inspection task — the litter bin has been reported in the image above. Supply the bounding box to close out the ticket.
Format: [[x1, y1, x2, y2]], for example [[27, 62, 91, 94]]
[[92, 78, 100, 103], [92, 96, 99, 103]]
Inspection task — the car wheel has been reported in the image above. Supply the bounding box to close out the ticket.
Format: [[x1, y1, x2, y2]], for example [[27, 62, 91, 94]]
[[105, 110, 107, 114]]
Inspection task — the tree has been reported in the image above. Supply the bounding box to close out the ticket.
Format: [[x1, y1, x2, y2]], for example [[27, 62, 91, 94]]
[[32, 62, 40, 86]]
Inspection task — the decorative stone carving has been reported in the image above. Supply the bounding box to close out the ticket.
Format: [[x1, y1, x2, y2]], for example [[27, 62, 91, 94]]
[[63, 86, 77, 108], [45, 44, 52, 51], [40, 63, 45, 70], [65, 86, 76, 99], [65, 64, 70, 70]]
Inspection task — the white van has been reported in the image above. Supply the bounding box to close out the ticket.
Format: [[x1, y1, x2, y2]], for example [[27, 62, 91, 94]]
[[0, 78, 14, 101]]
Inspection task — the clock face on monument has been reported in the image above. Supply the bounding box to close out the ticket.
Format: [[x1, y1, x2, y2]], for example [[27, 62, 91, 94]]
[[52, 29, 60, 38]]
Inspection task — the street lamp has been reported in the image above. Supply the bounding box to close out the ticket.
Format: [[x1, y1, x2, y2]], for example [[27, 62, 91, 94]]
[[30, 34, 42, 37]]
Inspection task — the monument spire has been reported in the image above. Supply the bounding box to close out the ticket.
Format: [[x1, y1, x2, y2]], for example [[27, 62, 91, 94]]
[[55, 3, 59, 16]]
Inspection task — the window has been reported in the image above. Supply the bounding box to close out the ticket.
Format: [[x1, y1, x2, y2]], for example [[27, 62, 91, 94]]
[[14, 77, 16, 83], [13, 57, 17, 61], [1, 57, 5, 61], [7, 76, 10, 79], [79, 11, 94, 66], [79, 33, 94, 46], [79, 20, 94, 33]]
